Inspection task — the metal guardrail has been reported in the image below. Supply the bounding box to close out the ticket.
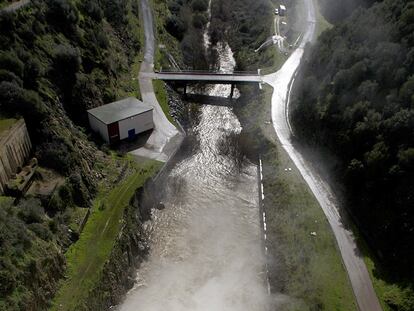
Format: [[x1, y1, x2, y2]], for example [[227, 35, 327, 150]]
[[157, 69, 260, 76]]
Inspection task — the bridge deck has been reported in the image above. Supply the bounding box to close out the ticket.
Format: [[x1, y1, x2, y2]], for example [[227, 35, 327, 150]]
[[144, 71, 262, 84]]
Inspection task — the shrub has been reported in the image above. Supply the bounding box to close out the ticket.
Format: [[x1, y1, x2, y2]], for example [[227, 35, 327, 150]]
[[36, 139, 74, 174], [166, 15, 187, 40], [46, 0, 79, 36], [0, 258, 17, 295], [192, 13, 207, 29], [191, 0, 208, 12], [0, 70, 23, 86], [71, 72, 103, 123], [0, 81, 47, 124], [79, 0, 103, 21], [0, 51, 24, 78], [27, 223, 52, 241], [17, 198, 44, 224], [51, 44, 81, 97], [23, 57, 43, 89], [68, 173, 89, 207], [101, 0, 128, 28]]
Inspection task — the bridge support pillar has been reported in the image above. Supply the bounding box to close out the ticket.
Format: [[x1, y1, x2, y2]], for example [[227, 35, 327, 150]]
[[230, 83, 235, 99], [183, 83, 187, 96]]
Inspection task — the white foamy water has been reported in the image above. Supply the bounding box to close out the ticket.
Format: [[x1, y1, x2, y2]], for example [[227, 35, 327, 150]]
[[119, 1, 268, 310]]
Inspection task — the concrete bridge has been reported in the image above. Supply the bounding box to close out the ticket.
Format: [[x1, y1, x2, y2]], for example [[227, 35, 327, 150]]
[[144, 70, 263, 98]]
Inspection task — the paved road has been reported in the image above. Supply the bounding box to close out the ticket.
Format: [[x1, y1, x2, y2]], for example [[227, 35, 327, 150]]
[[146, 72, 262, 83], [130, 0, 182, 162], [262, 0, 383, 310]]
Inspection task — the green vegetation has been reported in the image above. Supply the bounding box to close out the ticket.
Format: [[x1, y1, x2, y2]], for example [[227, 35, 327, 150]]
[[159, 0, 209, 69], [263, 138, 356, 310], [318, 0, 376, 24], [0, 117, 17, 134], [355, 227, 414, 311], [292, 0, 414, 309], [117, 54, 143, 101], [314, 0, 332, 38], [0, 1, 169, 309], [0, 0, 12, 9], [153, 79, 176, 125], [210, 0, 276, 71], [211, 1, 356, 306], [0, 196, 65, 310], [51, 159, 161, 311], [235, 85, 357, 310], [259, 47, 287, 75], [152, 0, 184, 70]]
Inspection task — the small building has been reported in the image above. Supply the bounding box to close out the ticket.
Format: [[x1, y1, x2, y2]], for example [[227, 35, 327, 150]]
[[87, 97, 154, 144], [279, 4, 287, 16]]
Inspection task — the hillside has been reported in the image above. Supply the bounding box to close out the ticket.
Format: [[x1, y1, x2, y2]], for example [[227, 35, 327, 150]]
[[0, 0, 221, 308], [0, 0, 149, 309], [292, 0, 414, 309]]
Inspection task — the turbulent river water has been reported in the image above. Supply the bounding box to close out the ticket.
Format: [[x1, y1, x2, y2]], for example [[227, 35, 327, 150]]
[[119, 4, 269, 311]]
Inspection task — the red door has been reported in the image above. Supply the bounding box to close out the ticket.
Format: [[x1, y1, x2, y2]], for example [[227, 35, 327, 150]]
[[108, 122, 120, 144]]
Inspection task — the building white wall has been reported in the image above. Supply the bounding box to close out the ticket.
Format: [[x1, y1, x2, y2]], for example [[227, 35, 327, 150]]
[[118, 110, 154, 140], [88, 113, 109, 143]]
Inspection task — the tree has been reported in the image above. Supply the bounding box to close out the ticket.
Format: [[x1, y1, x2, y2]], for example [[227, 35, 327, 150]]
[[166, 15, 187, 40], [17, 198, 44, 224], [0, 81, 46, 125], [79, 0, 103, 22], [191, 0, 208, 12], [101, 0, 128, 28], [51, 44, 81, 100], [46, 0, 79, 36], [0, 51, 24, 78], [71, 72, 104, 123]]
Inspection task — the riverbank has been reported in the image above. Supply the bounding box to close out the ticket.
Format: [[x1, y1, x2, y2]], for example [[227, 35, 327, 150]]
[[234, 84, 356, 309], [229, 0, 356, 306], [262, 0, 383, 308], [50, 157, 162, 311]]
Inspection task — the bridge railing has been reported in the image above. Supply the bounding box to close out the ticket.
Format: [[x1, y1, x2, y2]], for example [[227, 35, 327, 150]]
[[157, 69, 259, 76]]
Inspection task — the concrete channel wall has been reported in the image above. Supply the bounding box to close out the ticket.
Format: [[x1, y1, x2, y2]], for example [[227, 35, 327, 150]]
[[0, 119, 32, 193]]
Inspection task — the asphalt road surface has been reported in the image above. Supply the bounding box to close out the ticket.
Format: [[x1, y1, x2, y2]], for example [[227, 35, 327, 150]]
[[130, 0, 182, 162], [263, 0, 382, 310]]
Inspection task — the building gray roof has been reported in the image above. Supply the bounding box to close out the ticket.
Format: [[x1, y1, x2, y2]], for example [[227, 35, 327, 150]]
[[87, 97, 153, 125]]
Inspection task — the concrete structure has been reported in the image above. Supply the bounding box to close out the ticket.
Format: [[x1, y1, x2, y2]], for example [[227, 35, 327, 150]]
[[87, 97, 154, 144], [148, 70, 262, 98], [0, 119, 32, 194]]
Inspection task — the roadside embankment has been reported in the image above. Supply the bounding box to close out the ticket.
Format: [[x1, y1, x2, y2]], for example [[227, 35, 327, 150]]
[[234, 84, 357, 310], [50, 159, 162, 311]]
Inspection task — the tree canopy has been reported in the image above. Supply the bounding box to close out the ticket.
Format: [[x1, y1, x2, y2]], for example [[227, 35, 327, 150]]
[[292, 0, 414, 282]]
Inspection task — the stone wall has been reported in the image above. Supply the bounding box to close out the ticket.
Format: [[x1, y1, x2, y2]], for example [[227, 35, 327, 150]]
[[0, 119, 32, 194]]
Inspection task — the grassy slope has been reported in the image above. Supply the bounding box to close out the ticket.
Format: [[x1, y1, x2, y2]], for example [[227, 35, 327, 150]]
[[114, 1, 145, 101], [355, 225, 414, 311], [246, 85, 357, 310], [150, 0, 183, 126], [261, 1, 348, 310], [231, 0, 354, 307], [314, 0, 332, 38], [264, 90, 357, 310], [0, 118, 18, 135], [50, 159, 161, 311], [153, 79, 176, 125]]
